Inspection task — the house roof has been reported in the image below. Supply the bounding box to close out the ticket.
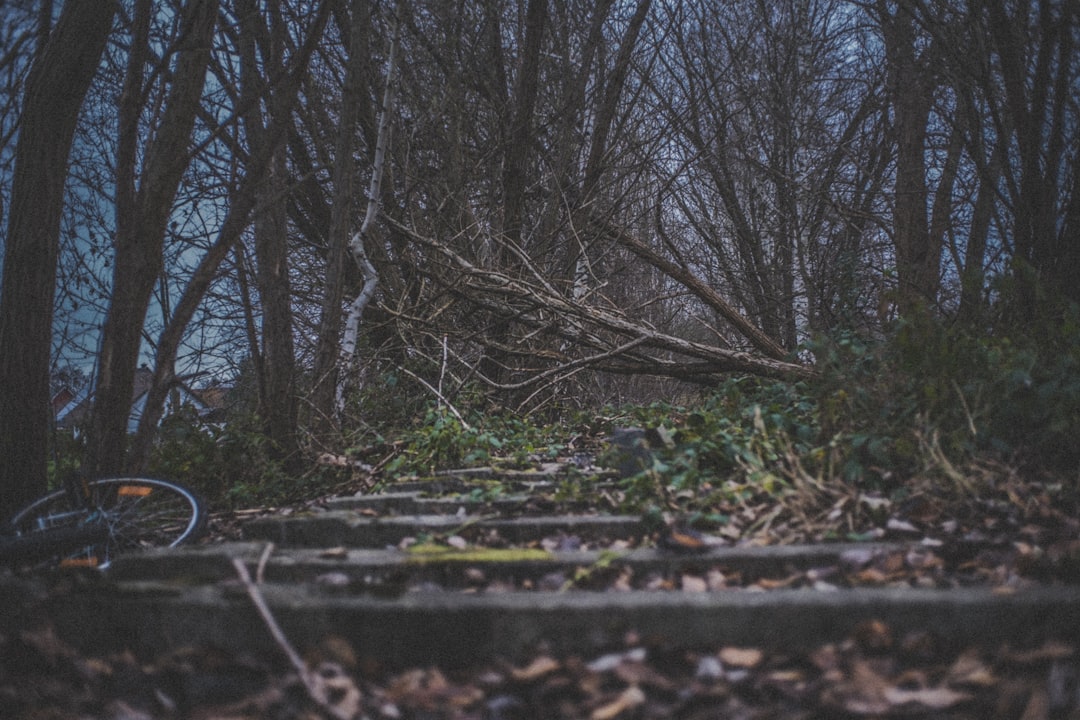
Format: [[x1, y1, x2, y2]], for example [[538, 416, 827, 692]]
[[54, 367, 224, 430]]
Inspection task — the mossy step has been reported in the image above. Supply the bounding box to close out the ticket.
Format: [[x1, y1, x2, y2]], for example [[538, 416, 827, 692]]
[[106, 540, 907, 588], [243, 511, 644, 548], [383, 478, 558, 495], [381, 471, 615, 496], [322, 492, 604, 515]]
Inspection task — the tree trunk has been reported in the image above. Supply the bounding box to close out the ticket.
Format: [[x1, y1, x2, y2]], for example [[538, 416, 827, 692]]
[[311, 0, 372, 443], [500, 0, 547, 244], [238, 0, 300, 466], [0, 1, 116, 518], [254, 145, 299, 465], [878, 1, 939, 314], [86, 0, 217, 476]]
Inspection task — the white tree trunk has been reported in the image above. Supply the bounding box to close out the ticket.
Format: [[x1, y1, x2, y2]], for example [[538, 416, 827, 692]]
[[336, 16, 399, 414]]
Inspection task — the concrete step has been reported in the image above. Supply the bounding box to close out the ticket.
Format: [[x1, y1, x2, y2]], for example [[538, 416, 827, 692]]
[[41, 574, 1080, 669], [322, 491, 606, 515], [20, 471, 1080, 672], [105, 540, 906, 587], [242, 511, 645, 548]]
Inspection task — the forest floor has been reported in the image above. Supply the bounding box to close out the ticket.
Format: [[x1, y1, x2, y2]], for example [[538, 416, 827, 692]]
[[2, 454, 1080, 719]]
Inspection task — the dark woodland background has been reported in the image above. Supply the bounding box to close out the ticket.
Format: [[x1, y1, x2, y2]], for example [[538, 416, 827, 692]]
[[1, 0, 1078, 517]]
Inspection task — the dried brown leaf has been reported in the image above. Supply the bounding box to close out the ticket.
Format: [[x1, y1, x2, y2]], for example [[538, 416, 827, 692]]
[[318, 547, 349, 559], [614, 661, 673, 690], [1020, 687, 1050, 720], [824, 660, 892, 714], [718, 647, 764, 669], [307, 662, 363, 719], [511, 655, 561, 682], [946, 648, 996, 687], [883, 684, 971, 710], [1002, 641, 1075, 665], [852, 619, 893, 653], [590, 684, 646, 720], [681, 574, 708, 593]]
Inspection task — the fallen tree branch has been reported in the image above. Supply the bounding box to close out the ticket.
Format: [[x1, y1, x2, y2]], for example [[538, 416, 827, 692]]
[[586, 212, 790, 360], [382, 216, 816, 383], [231, 553, 359, 719]]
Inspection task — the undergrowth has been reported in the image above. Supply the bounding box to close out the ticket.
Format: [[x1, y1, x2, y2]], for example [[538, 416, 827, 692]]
[[139, 300, 1080, 515], [371, 309, 1080, 526]]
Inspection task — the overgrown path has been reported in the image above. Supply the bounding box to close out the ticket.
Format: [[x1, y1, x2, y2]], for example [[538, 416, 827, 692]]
[[3, 462, 1080, 717]]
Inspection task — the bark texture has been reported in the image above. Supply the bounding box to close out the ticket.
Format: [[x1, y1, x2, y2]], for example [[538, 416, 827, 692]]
[[0, 1, 116, 517]]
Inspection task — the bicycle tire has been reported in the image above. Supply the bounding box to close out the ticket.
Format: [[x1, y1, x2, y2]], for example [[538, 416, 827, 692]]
[[7, 476, 206, 568], [0, 521, 111, 567]]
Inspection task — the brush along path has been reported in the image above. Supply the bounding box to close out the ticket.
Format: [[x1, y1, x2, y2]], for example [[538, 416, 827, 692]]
[[14, 462, 1080, 675]]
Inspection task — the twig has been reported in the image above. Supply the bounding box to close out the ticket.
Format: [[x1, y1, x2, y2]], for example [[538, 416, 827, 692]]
[[256, 541, 275, 584], [231, 554, 356, 719], [232, 555, 307, 675], [951, 380, 979, 439], [438, 333, 448, 402], [397, 365, 471, 429]]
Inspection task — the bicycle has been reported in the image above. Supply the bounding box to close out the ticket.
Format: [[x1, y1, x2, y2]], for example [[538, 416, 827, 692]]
[[0, 473, 206, 570]]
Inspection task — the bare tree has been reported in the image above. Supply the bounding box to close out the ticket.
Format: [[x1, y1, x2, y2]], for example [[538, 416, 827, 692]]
[[982, 0, 1079, 310], [0, 1, 116, 517], [237, 0, 300, 465], [875, 0, 944, 312], [125, 0, 330, 473], [85, 0, 218, 476], [905, 0, 1079, 318]]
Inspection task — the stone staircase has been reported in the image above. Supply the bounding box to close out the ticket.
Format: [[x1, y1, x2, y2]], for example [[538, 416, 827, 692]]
[[23, 467, 1080, 670]]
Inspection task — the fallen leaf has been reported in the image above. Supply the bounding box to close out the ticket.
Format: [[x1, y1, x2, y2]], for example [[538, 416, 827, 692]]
[[883, 684, 971, 710], [946, 648, 995, 687], [764, 669, 805, 683], [681, 574, 708, 592], [694, 655, 723, 681], [824, 660, 891, 714], [1020, 686, 1049, 720], [309, 635, 358, 670], [878, 551, 907, 574], [754, 574, 799, 590], [307, 661, 363, 719], [706, 569, 728, 590], [511, 655, 561, 682], [586, 652, 625, 673], [1002, 641, 1074, 665], [809, 644, 842, 672], [852, 619, 893, 653], [887, 518, 920, 534], [718, 647, 764, 669], [854, 567, 888, 584], [319, 547, 349, 559], [590, 684, 646, 720], [615, 660, 673, 690]]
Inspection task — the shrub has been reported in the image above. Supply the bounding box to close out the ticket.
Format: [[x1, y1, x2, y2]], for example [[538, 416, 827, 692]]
[[147, 408, 295, 508], [811, 306, 1080, 487]]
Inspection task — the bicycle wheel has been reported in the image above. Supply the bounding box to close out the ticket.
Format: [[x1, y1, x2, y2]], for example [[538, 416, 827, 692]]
[[8, 477, 206, 568]]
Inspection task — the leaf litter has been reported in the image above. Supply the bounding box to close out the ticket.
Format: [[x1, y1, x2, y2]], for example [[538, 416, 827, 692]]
[[1, 615, 1078, 719], [4, 460, 1079, 717]]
